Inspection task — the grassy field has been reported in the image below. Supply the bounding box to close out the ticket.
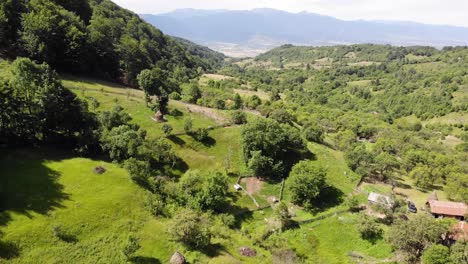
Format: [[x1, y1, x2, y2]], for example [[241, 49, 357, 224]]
[[1, 76, 396, 263], [0, 149, 152, 263]]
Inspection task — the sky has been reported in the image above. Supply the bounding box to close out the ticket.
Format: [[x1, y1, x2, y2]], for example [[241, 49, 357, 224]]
[[112, 0, 468, 27]]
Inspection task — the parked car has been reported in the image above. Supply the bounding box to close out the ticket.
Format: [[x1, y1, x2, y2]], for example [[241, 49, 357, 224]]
[[408, 201, 417, 213]]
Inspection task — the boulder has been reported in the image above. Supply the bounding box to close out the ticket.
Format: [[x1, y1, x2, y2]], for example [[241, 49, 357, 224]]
[[170, 251, 186, 264]]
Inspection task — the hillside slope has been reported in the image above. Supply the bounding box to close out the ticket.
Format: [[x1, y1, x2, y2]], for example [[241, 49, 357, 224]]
[[0, 0, 223, 86]]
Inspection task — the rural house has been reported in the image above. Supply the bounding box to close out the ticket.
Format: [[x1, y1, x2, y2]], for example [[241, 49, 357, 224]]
[[368, 192, 394, 208], [426, 200, 467, 220]]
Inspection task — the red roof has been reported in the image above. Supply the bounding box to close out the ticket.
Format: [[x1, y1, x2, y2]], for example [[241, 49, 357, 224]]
[[428, 200, 467, 217], [450, 222, 468, 241]]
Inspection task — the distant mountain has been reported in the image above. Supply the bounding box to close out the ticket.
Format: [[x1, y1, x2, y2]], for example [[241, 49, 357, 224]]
[[141, 8, 468, 57]]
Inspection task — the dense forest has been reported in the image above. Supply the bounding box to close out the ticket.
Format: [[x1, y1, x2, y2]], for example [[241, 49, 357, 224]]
[[0, 1, 467, 264], [0, 0, 223, 86]]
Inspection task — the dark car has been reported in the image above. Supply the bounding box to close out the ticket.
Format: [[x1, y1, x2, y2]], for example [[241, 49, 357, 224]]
[[407, 201, 417, 213]]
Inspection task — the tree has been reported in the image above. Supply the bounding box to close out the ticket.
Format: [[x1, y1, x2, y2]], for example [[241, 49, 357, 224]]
[[409, 165, 433, 189], [9, 58, 98, 148], [345, 144, 374, 177], [184, 118, 193, 134], [302, 124, 324, 143], [287, 161, 327, 208], [137, 68, 173, 116], [374, 152, 400, 181], [182, 83, 201, 103], [233, 93, 243, 109], [445, 172, 468, 203], [0, 81, 24, 143], [247, 95, 261, 109], [275, 202, 295, 231], [168, 209, 211, 249], [449, 240, 468, 264], [193, 128, 209, 142], [178, 170, 228, 211], [199, 172, 229, 211], [269, 109, 294, 124], [357, 215, 383, 241], [98, 105, 132, 130], [421, 244, 450, 264], [20, 0, 87, 69], [162, 123, 173, 137], [100, 125, 143, 162], [388, 214, 450, 262], [247, 150, 281, 177], [241, 118, 306, 179], [230, 110, 247, 125]]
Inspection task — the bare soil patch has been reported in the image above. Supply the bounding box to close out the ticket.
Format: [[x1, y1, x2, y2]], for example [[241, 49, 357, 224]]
[[241, 177, 264, 195]]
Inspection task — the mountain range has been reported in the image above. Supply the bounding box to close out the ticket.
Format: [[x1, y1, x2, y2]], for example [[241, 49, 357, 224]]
[[141, 8, 468, 57]]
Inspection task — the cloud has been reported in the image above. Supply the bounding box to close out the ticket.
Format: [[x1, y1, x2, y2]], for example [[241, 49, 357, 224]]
[[112, 0, 468, 27]]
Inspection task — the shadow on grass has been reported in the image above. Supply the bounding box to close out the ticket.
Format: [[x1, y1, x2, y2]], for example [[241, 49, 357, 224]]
[[0, 148, 71, 227], [130, 256, 161, 264], [361, 231, 384, 245], [308, 185, 345, 213], [201, 243, 227, 258], [200, 136, 216, 147], [56, 232, 79, 244], [220, 193, 255, 229], [167, 135, 186, 146], [0, 240, 19, 260]]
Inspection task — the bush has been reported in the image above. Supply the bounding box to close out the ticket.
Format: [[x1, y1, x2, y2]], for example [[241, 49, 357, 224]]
[[146, 195, 165, 216], [168, 209, 211, 249], [193, 128, 209, 142], [161, 123, 173, 136], [302, 125, 324, 143], [184, 118, 193, 133], [231, 110, 247, 125], [122, 233, 140, 259], [357, 215, 383, 241], [421, 244, 450, 264], [346, 194, 361, 212], [169, 91, 181, 100]]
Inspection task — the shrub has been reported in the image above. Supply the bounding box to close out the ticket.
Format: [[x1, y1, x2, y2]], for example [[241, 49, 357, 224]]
[[168, 209, 211, 249], [122, 233, 140, 259], [231, 110, 247, 125], [183, 118, 193, 133], [169, 91, 181, 100], [357, 215, 383, 241], [194, 128, 209, 142], [421, 244, 450, 264], [161, 124, 173, 136]]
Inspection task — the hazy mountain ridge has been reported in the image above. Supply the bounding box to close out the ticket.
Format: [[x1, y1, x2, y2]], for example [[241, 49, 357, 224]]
[[141, 8, 468, 57]]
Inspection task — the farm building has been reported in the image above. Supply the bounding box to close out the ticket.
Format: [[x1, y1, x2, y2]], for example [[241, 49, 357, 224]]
[[426, 200, 467, 220], [367, 192, 393, 208]]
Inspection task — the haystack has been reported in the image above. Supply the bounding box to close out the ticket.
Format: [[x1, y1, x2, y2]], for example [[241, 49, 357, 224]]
[[93, 166, 106, 174], [239, 247, 257, 257]]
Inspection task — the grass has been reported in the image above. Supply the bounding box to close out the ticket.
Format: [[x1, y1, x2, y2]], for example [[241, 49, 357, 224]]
[[233, 88, 270, 100], [0, 148, 152, 263], [347, 80, 372, 88]]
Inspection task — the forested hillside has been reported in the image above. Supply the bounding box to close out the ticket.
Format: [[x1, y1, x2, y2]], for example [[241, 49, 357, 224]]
[[0, 0, 222, 86]]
